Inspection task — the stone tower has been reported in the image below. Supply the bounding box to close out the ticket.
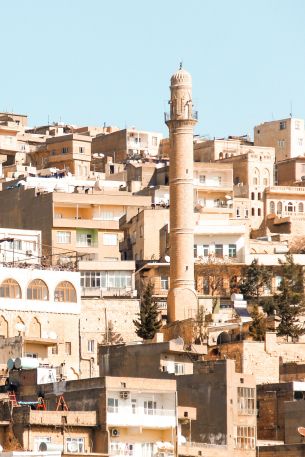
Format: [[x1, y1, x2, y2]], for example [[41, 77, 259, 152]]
[[165, 67, 198, 322]]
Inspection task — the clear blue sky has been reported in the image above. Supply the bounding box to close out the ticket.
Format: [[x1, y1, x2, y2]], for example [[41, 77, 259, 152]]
[[1, 0, 305, 138]]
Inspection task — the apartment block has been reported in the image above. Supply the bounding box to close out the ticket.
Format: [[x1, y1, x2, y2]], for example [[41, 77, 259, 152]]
[[254, 117, 305, 162], [92, 127, 163, 163]]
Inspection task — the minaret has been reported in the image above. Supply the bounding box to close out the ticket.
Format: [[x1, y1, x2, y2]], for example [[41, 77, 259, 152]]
[[165, 66, 198, 322]]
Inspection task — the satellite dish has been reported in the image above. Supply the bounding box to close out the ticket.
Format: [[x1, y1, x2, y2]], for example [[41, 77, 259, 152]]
[[67, 442, 78, 453], [298, 426, 305, 437], [172, 336, 184, 346], [16, 323, 26, 333], [165, 256, 170, 263]]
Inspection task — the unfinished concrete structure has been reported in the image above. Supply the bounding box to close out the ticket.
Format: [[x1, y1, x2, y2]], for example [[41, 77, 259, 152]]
[[165, 67, 198, 322]]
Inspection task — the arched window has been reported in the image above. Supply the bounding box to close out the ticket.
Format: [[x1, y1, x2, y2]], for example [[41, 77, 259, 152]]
[[27, 279, 49, 300], [298, 202, 304, 213], [270, 201, 275, 213], [253, 168, 260, 185], [263, 168, 270, 186], [277, 202, 282, 215], [0, 279, 21, 298], [54, 281, 76, 303], [219, 152, 223, 159], [287, 202, 293, 213]]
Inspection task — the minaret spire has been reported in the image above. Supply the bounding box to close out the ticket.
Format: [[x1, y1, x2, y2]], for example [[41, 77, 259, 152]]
[[165, 67, 198, 322]]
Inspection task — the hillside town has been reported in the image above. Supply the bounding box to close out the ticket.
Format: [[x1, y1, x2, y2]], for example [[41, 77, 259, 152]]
[[1, 67, 305, 457]]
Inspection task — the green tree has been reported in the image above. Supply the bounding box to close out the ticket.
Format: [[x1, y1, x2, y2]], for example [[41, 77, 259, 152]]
[[239, 259, 272, 302], [249, 305, 266, 341], [133, 281, 162, 340], [275, 254, 305, 339]]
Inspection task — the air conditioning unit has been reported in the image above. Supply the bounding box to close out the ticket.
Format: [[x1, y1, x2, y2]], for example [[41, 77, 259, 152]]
[[119, 391, 130, 400], [111, 429, 120, 437]]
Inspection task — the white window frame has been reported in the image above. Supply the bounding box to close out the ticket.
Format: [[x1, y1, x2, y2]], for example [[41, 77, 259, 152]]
[[56, 231, 71, 244]]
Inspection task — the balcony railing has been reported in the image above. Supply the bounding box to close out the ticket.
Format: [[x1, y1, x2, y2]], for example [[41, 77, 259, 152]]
[[107, 407, 176, 428], [164, 111, 198, 122]]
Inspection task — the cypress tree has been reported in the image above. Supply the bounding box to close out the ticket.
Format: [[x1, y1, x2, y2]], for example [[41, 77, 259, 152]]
[[249, 305, 266, 341], [276, 254, 305, 339], [133, 281, 162, 340]]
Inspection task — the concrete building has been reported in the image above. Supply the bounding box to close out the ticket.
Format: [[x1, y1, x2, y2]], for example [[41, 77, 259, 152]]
[[3, 371, 178, 457], [0, 228, 41, 264], [165, 67, 198, 322], [254, 117, 305, 162], [92, 127, 163, 163], [193, 136, 253, 162], [0, 183, 151, 267], [276, 156, 305, 185], [99, 342, 256, 456]]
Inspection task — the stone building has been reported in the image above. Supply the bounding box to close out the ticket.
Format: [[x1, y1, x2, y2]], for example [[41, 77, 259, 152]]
[[254, 117, 305, 162]]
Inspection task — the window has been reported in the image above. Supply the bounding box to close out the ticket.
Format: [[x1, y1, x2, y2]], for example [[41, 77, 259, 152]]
[[161, 276, 169, 290], [107, 397, 118, 413], [263, 178, 268, 186], [287, 202, 293, 213], [56, 231, 71, 244], [80, 271, 132, 290], [25, 352, 38, 358], [152, 136, 158, 146], [174, 363, 185, 375], [236, 207, 240, 218], [54, 281, 77, 303], [234, 426, 256, 450], [194, 244, 197, 258], [79, 146, 85, 153], [51, 345, 58, 355], [295, 120, 301, 130], [251, 208, 255, 216], [27, 279, 49, 300], [144, 400, 157, 415], [199, 175, 206, 184], [202, 245, 209, 257], [0, 279, 21, 298], [131, 399, 137, 414], [299, 203, 304, 213], [215, 244, 223, 258], [141, 443, 154, 457], [278, 140, 285, 148], [277, 201, 282, 214], [275, 276, 282, 290], [65, 342, 71, 355], [87, 340, 95, 353], [237, 387, 255, 414], [62, 147, 69, 154], [253, 178, 258, 185], [279, 121, 286, 130], [257, 193, 261, 200], [251, 192, 255, 200], [245, 209, 249, 218], [103, 234, 117, 246], [76, 233, 93, 247], [258, 208, 261, 216], [66, 438, 84, 453], [270, 201, 275, 213], [298, 138, 303, 146], [229, 244, 237, 258]]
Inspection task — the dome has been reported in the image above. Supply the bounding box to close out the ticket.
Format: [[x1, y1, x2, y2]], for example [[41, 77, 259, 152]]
[[170, 67, 192, 86]]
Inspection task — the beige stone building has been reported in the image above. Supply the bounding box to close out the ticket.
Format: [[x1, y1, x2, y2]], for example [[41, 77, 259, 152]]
[[193, 136, 253, 162], [92, 127, 163, 163], [276, 155, 305, 185], [254, 117, 305, 162]]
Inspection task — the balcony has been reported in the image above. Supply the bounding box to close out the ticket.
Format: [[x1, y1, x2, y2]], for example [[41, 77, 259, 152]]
[[268, 186, 305, 194], [54, 216, 119, 230], [164, 111, 198, 122], [107, 407, 176, 428], [81, 287, 135, 298]]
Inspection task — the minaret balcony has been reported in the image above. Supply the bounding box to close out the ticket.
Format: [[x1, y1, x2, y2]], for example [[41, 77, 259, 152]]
[[164, 111, 198, 122]]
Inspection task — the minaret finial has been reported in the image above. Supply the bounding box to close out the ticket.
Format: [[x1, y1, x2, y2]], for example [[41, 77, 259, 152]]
[[179, 61, 183, 70]]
